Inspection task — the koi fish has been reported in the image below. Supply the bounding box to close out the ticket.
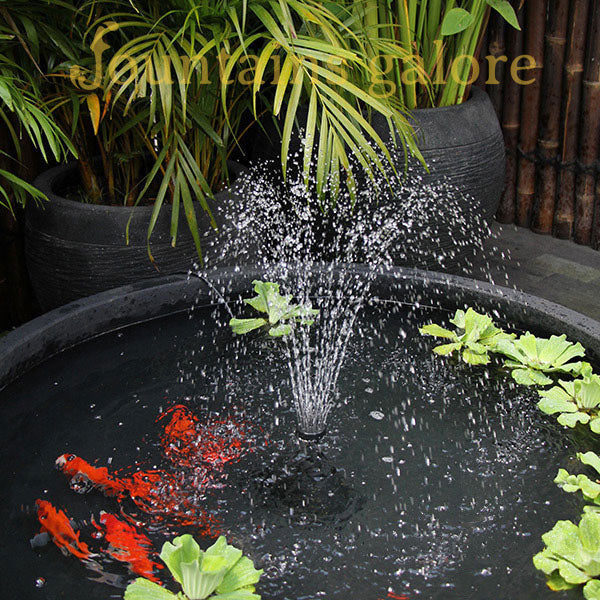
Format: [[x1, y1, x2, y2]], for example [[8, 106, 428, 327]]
[[123, 469, 178, 512], [158, 404, 251, 469], [158, 404, 199, 467], [55, 454, 126, 497], [34, 499, 92, 560], [94, 512, 162, 582]]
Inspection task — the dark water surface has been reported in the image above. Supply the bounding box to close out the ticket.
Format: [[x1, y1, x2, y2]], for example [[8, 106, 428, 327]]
[[0, 302, 588, 599]]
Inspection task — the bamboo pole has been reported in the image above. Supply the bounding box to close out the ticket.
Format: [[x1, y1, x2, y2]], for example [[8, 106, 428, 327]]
[[496, 0, 524, 224], [485, 9, 505, 117], [554, 0, 590, 239], [531, 0, 570, 234], [574, 2, 600, 245], [515, 0, 545, 227]]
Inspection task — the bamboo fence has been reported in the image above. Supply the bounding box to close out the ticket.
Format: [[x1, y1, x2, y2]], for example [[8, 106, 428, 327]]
[[492, 0, 600, 250]]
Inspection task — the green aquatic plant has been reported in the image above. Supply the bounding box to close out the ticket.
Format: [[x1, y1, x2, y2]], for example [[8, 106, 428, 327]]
[[555, 452, 600, 505], [418, 307, 514, 365], [533, 511, 600, 598], [229, 281, 319, 338], [124, 535, 262, 600], [538, 375, 600, 431], [495, 333, 586, 387]]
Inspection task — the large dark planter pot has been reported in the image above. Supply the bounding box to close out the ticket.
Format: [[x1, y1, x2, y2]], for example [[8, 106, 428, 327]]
[[1, 268, 599, 600], [372, 86, 505, 271], [25, 161, 247, 311], [376, 86, 505, 223]]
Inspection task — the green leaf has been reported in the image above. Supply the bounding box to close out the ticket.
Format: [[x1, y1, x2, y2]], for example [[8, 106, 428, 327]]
[[205, 537, 243, 570], [268, 323, 292, 337], [181, 554, 227, 600], [486, 0, 521, 30], [584, 579, 600, 600], [213, 591, 261, 600], [449, 309, 466, 329], [432, 342, 462, 356], [217, 556, 263, 594], [557, 412, 590, 428], [160, 535, 201, 585], [580, 512, 600, 553], [558, 559, 590, 585], [537, 395, 578, 415], [152, 535, 263, 600], [441, 8, 475, 36], [421, 308, 511, 363], [245, 281, 293, 324], [533, 548, 560, 575], [546, 571, 577, 591], [419, 324, 456, 339], [577, 379, 600, 410], [542, 519, 589, 569], [229, 318, 268, 335], [511, 368, 553, 387], [231, 281, 318, 337], [462, 347, 490, 365], [578, 452, 600, 477], [124, 578, 179, 600]]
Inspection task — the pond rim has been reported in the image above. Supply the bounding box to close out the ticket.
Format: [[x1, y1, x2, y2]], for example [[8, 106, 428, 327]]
[[1, 265, 599, 390]]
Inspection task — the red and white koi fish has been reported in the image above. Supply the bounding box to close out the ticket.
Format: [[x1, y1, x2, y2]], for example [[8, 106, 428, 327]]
[[55, 453, 177, 512], [55, 454, 126, 497], [93, 512, 162, 582], [33, 499, 92, 560]]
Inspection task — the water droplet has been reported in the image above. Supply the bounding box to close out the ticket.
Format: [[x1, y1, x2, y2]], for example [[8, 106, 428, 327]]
[[370, 411, 384, 420]]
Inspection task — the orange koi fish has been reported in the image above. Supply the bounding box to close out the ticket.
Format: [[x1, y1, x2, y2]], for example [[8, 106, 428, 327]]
[[94, 512, 162, 582], [34, 499, 91, 560], [55, 454, 126, 497]]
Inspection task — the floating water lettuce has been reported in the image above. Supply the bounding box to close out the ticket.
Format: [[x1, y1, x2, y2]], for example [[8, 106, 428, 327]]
[[538, 374, 600, 431], [418, 307, 514, 365], [533, 511, 600, 598], [495, 333, 586, 386], [124, 535, 262, 600], [555, 452, 600, 505], [229, 280, 319, 338]]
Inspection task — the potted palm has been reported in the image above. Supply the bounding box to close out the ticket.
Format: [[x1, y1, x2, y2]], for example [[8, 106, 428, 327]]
[[253, 0, 521, 269], [355, 0, 521, 269], [13, 0, 250, 310], [15, 0, 422, 309]]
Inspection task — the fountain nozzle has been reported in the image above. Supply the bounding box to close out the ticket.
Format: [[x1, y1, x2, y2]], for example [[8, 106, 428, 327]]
[[296, 427, 326, 443]]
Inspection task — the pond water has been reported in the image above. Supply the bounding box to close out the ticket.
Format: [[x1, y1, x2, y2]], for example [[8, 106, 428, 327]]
[[0, 302, 587, 600]]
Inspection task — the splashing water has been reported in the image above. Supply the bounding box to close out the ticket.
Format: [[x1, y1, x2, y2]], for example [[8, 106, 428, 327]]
[[198, 152, 491, 438]]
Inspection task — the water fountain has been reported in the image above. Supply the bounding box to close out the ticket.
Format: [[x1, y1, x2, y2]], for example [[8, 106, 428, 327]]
[[1, 161, 600, 599]]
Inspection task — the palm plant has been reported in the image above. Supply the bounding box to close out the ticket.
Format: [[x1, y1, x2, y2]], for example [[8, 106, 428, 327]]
[[1, 0, 431, 259], [91, 0, 424, 231]]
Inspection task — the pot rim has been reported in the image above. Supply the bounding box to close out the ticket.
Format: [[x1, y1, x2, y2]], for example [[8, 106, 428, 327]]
[[1, 265, 599, 390], [409, 85, 485, 116], [31, 159, 247, 215]]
